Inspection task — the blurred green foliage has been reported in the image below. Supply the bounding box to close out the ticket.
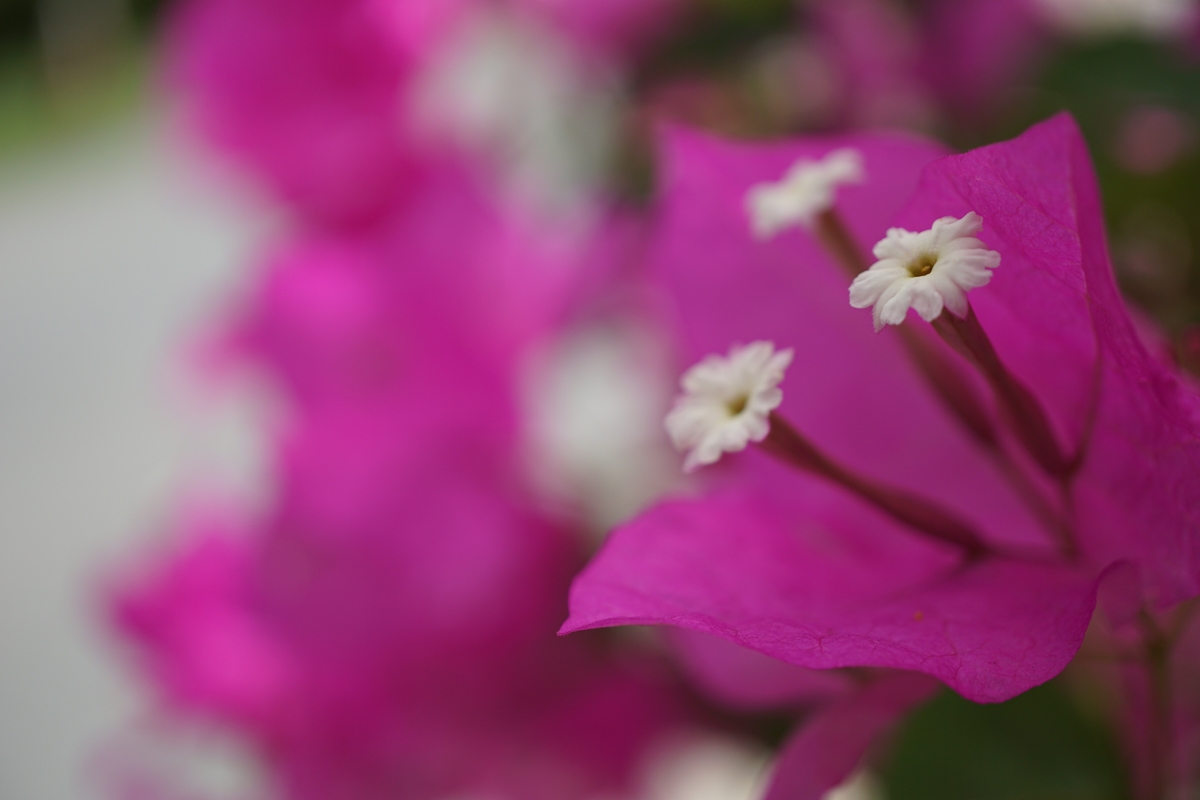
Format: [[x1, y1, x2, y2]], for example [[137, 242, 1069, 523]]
[[0, 0, 170, 42], [984, 39, 1200, 332], [638, 0, 795, 80], [883, 682, 1129, 800], [0, 0, 36, 53], [0, 0, 166, 159]]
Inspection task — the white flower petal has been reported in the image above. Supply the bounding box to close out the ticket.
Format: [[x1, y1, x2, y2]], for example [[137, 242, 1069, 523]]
[[871, 227, 923, 261], [908, 280, 946, 322], [931, 274, 969, 318], [850, 264, 909, 308], [873, 279, 909, 331], [879, 281, 919, 328]]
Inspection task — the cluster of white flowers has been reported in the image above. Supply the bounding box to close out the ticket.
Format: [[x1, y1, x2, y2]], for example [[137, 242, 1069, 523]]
[[674, 191, 1003, 472]]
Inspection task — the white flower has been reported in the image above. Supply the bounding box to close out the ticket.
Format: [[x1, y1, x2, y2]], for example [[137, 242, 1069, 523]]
[[407, 10, 619, 222], [665, 342, 793, 472], [849, 212, 1001, 332], [522, 324, 682, 534], [1034, 0, 1197, 38], [745, 148, 865, 239]]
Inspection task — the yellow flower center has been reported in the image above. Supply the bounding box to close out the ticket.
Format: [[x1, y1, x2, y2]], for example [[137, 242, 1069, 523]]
[[908, 254, 937, 277]]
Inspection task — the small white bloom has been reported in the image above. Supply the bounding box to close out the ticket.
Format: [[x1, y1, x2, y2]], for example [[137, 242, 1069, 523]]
[[407, 10, 619, 223], [849, 212, 1001, 332], [522, 324, 681, 534], [638, 736, 771, 800], [665, 341, 793, 472], [745, 148, 865, 239], [1034, 0, 1197, 38]]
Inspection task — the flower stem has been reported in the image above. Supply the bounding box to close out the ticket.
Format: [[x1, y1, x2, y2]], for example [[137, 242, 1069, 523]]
[[762, 412, 987, 556], [932, 304, 1075, 478], [814, 209, 871, 275], [1139, 611, 1174, 800]]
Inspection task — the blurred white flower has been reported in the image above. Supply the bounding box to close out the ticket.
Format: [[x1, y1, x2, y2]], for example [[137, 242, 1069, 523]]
[[523, 323, 682, 534], [637, 735, 772, 800], [823, 771, 885, 800], [633, 734, 883, 800], [745, 148, 865, 239], [1034, 0, 1198, 37], [407, 8, 621, 224]]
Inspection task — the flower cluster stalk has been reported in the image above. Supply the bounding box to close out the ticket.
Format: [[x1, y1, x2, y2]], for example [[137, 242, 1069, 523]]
[[762, 412, 987, 556], [932, 305, 1074, 477], [1139, 612, 1175, 800], [813, 209, 871, 276]]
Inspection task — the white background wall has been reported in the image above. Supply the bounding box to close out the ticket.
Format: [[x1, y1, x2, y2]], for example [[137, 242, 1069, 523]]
[[0, 110, 263, 800]]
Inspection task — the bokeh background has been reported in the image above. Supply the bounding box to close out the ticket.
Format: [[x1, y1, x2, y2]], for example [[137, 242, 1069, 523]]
[[2, 1, 1200, 798], [0, 3, 265, 798]]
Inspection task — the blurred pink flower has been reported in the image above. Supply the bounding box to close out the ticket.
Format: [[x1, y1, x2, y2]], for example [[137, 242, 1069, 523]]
[[165, 0, 681, 224], [165, 0, 429, 223], [562, 115, 1200, 715], [229, 168, 589, 423], [114, 355, 685, 799], [113, 485, 689, 800], [914, 0, 1047, 119], [810, 0, 938, 130], [114, 517, 299, 734], [111, 164, 697, 799]]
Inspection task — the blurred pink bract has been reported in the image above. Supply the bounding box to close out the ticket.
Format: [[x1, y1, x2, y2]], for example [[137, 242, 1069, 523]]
[[165, 0, 682, 224], [113, 153, 696, 798]]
